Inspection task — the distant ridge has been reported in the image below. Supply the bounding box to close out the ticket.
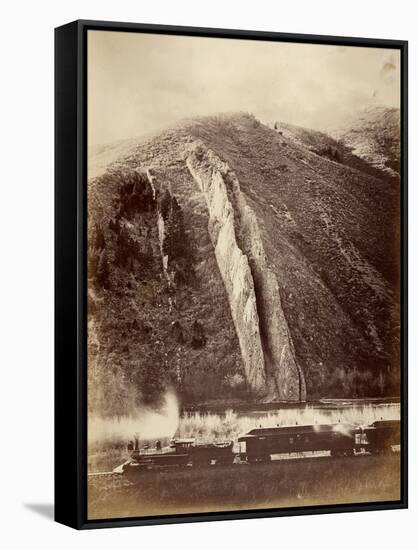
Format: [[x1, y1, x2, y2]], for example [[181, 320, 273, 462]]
[[332, 105, 400, 178]]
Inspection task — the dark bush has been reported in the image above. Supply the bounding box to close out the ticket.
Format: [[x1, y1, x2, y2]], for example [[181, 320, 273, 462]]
[[191, 320, 207, 348], [96, 249, 110, 289]]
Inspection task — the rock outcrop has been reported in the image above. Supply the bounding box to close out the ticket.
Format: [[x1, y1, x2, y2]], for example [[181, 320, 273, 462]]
[[187, 146, 305, 401]]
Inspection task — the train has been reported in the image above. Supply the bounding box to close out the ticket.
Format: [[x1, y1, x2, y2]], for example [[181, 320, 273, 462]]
[[122, 419, 400, 476]]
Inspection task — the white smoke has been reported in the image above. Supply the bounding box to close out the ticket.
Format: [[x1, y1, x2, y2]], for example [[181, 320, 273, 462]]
[[88, 390, 179, 447]]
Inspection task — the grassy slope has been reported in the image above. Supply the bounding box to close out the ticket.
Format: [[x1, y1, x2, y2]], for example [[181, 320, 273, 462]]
[[88, 113, 400, 412]]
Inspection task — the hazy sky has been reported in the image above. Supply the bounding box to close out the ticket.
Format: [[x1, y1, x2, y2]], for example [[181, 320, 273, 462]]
[[88, 30, 400, 146]]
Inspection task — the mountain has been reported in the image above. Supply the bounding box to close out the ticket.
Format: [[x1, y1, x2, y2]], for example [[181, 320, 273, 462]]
[[331, 105, 401, 178], [87, 113, 400, 415]]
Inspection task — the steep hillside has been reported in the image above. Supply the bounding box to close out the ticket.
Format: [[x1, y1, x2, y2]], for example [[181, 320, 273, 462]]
[[332, 105, 401, 178], [88, 113, 400, 415]]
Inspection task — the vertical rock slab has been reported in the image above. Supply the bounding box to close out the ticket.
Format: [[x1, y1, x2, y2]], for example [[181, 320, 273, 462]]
[[187, 151, 267, 396], [187, 145, 305, 401], [226, 170, 306, 401]]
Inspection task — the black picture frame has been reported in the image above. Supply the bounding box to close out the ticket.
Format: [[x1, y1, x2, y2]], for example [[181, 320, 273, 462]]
[[55, 19, 408, 530]]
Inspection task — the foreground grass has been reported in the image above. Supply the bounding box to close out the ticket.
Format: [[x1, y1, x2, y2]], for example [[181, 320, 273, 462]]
[[88, 453, 400, 520]]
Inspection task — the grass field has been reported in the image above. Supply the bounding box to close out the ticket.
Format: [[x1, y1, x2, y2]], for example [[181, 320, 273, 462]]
[[88, 453, 401, 520]]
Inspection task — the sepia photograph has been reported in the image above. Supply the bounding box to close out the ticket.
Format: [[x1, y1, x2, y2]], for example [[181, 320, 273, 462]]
[[86, 29, 403, 521]]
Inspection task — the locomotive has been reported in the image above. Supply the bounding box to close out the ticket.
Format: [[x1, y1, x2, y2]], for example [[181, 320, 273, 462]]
[[125, 437, 234, 472], [122, 419, 400, 476]]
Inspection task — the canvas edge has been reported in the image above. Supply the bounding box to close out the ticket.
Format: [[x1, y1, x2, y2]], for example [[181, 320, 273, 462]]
[[54, 19, 408, 530]]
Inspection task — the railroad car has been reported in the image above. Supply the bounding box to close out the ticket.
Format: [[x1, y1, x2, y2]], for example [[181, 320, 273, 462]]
[[361, 420, 400, 454], [238, 424, 359, 462]]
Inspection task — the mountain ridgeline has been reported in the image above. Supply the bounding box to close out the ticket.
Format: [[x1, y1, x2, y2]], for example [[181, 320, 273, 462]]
[[88, 111, 400, 415]]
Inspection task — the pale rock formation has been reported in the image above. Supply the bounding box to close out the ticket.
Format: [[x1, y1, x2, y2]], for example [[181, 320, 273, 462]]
[[187, 145, 305, 401]]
